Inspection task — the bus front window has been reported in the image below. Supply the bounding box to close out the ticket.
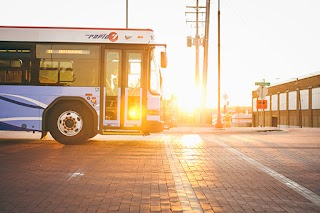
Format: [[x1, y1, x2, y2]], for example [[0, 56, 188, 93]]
[[150, 49, 162, 95]]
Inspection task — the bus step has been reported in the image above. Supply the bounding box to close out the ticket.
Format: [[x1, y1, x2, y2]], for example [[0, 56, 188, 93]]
[[102, 129, 144, 135]]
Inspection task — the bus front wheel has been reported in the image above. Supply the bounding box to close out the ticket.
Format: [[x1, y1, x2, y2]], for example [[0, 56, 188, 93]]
[[48, 103, 91, 145]]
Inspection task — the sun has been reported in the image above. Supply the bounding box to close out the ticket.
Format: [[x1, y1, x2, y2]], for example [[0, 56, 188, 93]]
[[175, 82, 202, 113]]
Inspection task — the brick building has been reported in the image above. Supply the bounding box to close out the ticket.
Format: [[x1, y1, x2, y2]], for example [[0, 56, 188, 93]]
[[252, 72, 320, 128]]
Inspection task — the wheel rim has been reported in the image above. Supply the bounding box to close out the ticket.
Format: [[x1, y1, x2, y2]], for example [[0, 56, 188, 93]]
[[57, 110, 83, 136]]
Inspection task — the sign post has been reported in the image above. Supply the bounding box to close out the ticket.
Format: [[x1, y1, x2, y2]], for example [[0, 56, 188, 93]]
[[255, 80, 270, 127]]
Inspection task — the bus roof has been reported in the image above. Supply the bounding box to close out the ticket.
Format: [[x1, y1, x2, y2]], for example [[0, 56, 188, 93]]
[[0, 26, 156, 44]]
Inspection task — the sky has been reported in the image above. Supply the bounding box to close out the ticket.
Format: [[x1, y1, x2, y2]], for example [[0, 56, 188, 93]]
[[1, 0, 320, 108]]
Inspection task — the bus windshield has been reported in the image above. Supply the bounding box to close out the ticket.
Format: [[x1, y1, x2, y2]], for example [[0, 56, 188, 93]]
[[150, 48, 163, 95]]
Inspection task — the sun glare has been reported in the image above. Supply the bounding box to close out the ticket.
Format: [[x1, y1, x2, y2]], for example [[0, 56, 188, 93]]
[[181, 134, 203, 147], [176, 84, 202, 113]]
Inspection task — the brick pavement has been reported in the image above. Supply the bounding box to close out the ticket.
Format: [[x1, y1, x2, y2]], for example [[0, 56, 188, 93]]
[[0, 129, 319, 212]]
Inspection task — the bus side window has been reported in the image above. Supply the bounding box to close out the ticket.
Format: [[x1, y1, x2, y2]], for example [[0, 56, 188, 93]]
[[0, 60, 22, 84], [39, 59, 58, 83], [38, 59, 75, 84], [36, 44, 99, 87], [0, 60, 6, 82], [59, 61, 75, 83]]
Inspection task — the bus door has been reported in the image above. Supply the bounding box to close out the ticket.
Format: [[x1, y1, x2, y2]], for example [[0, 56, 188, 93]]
[[103, 50, 143, 129]]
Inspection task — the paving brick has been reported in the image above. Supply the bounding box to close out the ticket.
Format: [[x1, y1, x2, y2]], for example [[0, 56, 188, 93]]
[[0, 128, 320, 212]]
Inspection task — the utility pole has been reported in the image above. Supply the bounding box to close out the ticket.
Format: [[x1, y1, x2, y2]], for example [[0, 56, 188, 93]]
[[202, 0, 210, 124], [215, 0, 223, 128], [185, 0, 208, 125], [186, 1, 207, 89], [195, 0, 200, 89]]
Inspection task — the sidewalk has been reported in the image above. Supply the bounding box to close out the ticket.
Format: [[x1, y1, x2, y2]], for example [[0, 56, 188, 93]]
[[1, 127, 319, 141], [165, 126, 320, 134]]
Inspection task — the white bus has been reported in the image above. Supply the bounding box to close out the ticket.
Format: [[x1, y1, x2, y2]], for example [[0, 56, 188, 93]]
[[0, 26, 167, 144]]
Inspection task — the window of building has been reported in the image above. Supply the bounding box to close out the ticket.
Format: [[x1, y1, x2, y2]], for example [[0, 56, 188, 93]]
[[300, 89, 309, 110], [265, 96, 270, 111], [279, 93, 286, 110], [312, 88, 320, 109], [271, 94, 278, 111], [288, 91, 297, 110]]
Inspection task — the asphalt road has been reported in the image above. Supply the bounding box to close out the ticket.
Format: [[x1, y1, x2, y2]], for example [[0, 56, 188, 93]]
[[0, 127, 319, 212]]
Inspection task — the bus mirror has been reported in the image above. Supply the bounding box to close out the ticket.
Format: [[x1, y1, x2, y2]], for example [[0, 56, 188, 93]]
[[161, 51, 167, 68]]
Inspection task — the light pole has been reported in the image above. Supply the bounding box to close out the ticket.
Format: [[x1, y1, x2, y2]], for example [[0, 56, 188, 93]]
[[202, 0, 211, 124], [126, 0, 129, 28], [195, 0, 200, 125], [215, 0, 223, 128]]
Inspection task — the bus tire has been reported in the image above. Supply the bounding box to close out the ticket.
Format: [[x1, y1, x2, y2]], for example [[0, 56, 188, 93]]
[[48, 102, 91, 145]]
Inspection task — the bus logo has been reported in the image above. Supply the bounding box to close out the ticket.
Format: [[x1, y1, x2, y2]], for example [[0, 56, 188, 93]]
[[125, 35, 132, 40], [108, 32, 118, 42], [85, 32, 118, 42]]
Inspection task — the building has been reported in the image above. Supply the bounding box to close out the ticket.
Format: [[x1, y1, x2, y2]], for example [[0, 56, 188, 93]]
[[231, 113, 252, 127], [252, 72, 320, 128]]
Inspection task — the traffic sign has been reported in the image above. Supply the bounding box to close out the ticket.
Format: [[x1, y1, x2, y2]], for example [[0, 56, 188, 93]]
[[255, 81, 270, 86], [257, 100, 268, 109], [256, 86, 268, 99]]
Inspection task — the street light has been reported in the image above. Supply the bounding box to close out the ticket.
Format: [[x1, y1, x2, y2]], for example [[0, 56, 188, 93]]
[[126, 0, 129, 28], [215, 0, 223, 128]]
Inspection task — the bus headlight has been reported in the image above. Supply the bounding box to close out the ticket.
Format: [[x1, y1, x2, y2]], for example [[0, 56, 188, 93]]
[[128, 107, 140, 120]]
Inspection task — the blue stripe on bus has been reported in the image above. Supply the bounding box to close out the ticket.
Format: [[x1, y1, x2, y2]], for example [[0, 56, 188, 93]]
[[0, 122, 36, 131], [0, 96, 44, 110]]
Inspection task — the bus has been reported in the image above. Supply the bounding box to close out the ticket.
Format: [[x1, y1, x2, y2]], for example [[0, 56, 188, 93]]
[[0, 26, 167, 144]]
